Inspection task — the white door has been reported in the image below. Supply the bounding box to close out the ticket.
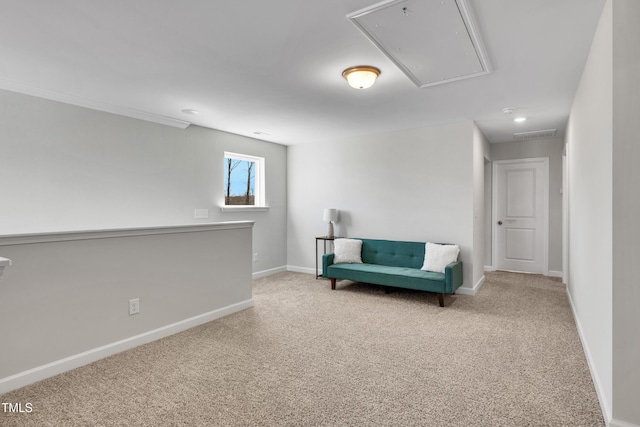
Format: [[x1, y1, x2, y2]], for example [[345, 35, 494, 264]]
[[494, 158, 548, 274]]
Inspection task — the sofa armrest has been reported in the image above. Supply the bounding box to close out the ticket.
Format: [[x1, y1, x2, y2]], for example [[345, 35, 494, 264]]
[[322, 253, 335, 275], [444, 261, 463, 293]]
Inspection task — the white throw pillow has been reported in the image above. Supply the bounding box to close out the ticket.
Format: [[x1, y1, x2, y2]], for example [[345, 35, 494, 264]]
[[333, 238, 363, 264], [421, 242, 460, 273]]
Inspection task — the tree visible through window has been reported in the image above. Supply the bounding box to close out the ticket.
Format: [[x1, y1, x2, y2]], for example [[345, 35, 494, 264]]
[[224, 152, 264, 206]]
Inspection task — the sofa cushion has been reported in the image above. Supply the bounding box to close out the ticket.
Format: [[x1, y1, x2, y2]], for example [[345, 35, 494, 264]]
[[333, 238, 363, 264], [327, 262, 447, 293], [421, 242, 460, 273], [360, 239, 425, 269]]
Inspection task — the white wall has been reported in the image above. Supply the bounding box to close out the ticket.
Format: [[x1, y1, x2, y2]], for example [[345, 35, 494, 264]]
[[472, 124, 490, 288], [565, 0, 613, 421], [287, 121, 478, 291], [0, 223, 254, 393], [0, 89, 287, 274], [612, 0, 640, 424], [490, 137, 564, 273], [484, 159, 492, 267]]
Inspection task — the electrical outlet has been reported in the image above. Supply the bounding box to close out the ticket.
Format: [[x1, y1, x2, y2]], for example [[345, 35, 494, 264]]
[[129, 298, 140, 315], [253, 253, 259, 263]]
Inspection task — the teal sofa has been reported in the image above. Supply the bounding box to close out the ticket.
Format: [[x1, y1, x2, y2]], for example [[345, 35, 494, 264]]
[[322, 238, 463, 307]]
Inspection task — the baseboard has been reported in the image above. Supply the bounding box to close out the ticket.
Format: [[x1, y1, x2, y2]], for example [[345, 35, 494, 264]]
[[610, 419, 640, 427], [456, 275, 484, 296], [286, 265, 315, 275], [0, 299, 254, 395], [253, 266, 287, 280], [565, 288, 612, 425], [485, 266, 563, 279]]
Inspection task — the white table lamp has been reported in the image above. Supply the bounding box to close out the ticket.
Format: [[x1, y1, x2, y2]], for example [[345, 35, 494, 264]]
[[323, 208, 338, 238]]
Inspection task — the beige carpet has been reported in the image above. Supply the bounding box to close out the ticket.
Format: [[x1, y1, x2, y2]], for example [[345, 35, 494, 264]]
[[0, 271, 604, 426]]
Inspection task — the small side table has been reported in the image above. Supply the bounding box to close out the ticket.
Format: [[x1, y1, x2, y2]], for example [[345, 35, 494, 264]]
[[315, 236, 342, 279]]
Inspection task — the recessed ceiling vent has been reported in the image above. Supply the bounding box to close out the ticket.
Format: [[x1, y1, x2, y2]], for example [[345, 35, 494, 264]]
[[348, 0, 491, 88], [513, 129, 558, 141]]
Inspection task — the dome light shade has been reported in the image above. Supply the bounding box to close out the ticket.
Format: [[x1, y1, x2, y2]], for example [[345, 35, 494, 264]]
[[342, 66, 381, 89]]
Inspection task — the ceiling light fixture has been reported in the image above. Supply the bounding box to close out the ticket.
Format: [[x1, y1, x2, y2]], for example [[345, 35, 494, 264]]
[[181, 109, 199, 115], [342, 66, 381, 89], [514, 117, 527, 122]]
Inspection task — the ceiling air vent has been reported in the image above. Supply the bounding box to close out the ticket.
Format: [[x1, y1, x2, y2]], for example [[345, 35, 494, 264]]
[[513, 129, 557, 141], [348, 0, 491, 88]]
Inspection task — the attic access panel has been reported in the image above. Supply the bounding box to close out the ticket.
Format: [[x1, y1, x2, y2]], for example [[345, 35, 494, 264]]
[[348, 0, 491, 88]]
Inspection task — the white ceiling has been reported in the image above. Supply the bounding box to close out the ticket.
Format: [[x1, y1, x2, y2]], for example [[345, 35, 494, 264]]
[[0, 0, 606, 145]]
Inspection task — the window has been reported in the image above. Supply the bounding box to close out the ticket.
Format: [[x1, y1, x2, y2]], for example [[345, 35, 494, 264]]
[[223, 152, 265, 208]]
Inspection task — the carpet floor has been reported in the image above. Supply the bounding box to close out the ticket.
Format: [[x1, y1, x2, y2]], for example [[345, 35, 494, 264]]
[[0, 271, 605, 426]]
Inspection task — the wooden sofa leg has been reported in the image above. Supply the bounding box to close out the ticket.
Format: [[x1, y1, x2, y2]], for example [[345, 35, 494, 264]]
[[438, 293, 445, 307], [330, 278, 336, 290]]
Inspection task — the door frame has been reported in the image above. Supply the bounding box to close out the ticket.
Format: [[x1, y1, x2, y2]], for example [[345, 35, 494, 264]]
[[491, 157, 549, 275], [562, 145, 569, 285]]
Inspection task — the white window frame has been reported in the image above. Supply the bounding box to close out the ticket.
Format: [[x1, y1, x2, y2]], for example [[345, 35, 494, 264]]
[[221, 152, 267, 211]]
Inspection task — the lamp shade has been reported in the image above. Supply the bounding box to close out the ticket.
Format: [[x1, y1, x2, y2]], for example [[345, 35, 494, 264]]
[[323, 208, 338, 223]]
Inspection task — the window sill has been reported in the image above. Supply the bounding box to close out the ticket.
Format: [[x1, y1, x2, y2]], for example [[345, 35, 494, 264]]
[[220, 206, 269, 213]]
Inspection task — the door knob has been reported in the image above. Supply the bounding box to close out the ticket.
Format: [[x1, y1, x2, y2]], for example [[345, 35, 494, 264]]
[[497, 220, 503, 225]]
